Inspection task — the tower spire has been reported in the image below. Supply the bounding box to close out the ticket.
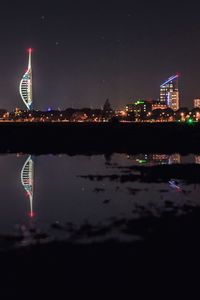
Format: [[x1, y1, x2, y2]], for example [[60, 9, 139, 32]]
[[28, 48, 32, 70]]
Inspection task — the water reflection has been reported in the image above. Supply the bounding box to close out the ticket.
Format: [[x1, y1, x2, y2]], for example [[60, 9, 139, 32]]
[[127, 153, 181, 165], [21, 156, 34, 219], [195, 155, 200, 164], [127, 154, 200, 166], [0, 152, 200, 249], [168, 180, 182, 191]]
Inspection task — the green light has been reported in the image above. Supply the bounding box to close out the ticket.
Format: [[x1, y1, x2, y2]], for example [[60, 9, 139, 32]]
[[135, 100, 145, 105], [136, 159, 147, 164], [187, 118, 193, 124]]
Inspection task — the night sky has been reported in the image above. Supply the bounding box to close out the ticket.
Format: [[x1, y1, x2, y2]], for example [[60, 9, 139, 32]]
[[0, 0, 200, 110]]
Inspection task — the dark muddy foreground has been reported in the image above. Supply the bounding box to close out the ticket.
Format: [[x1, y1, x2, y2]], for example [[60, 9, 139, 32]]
[[1, 208, 200, 298]]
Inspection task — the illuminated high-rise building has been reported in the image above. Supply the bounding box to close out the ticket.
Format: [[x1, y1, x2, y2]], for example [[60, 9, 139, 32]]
[[160, 74, 179, 111], [194, 99, 200, 108], [19, 48, 33, 110]]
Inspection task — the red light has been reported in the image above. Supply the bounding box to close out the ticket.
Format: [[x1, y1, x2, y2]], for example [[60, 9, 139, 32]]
[[27, 48, 33, 53], [28, 211, 35, 218]]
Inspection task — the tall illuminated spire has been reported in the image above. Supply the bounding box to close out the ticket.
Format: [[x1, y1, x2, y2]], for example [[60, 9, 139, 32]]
[[19, 48, 33, 110], [28, 48, 32, 70], [21, 156, 35, 219]]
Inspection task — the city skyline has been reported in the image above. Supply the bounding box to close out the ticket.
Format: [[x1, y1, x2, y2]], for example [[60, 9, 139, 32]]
[[3, 46, 189, 112], [16, 48, 182, 112], [0, 1, 200, 110], [8, 49, 200, 112]]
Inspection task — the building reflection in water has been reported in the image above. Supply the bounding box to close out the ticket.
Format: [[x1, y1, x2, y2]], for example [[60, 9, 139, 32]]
[[168, 154, 181, 164], [127, 153, 181, 165], [195, 155, 200, 164], [21, 155, 35, 219], [18, 153, 200, 221]]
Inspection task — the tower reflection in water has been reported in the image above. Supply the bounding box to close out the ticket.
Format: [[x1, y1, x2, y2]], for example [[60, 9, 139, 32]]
[[21, 155, 35, 219], [18, 153, 200, 221], [18, 156, 50, 247]]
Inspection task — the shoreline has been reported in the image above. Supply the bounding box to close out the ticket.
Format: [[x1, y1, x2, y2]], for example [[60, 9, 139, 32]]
[[0, 122, 200, 154]]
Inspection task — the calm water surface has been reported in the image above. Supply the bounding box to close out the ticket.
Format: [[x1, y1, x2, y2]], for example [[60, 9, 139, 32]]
[[0, 153, 200, 247]]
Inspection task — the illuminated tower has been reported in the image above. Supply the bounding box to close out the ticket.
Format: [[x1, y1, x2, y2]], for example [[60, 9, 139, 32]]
[[160, 74, 179, 111], [21, 156, 34, 218], [19, 48, 33, 110]]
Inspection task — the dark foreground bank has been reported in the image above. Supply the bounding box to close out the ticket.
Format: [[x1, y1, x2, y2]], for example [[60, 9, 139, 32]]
[[1, 208, 200, 298], [0, 121, 200, 154]]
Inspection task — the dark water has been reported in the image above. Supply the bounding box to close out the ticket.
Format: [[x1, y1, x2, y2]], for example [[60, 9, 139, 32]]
[[0, 152, 200, 248]]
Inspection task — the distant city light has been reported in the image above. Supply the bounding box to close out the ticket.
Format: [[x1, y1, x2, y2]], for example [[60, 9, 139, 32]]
[[136, 159, 147, 164], [187, 118, 193, 124], [135, 100, 145, 105]]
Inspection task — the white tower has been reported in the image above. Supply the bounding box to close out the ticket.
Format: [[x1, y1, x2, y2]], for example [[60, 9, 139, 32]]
[[19, 48, 33, 110]]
